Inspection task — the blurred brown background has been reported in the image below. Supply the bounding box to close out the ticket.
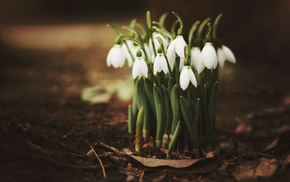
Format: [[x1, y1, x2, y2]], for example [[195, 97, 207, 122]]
[[1, 0, 289, 65]]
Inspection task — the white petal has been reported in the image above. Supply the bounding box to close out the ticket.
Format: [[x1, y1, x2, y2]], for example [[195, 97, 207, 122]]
[[132, 59, 141, 79], [201, 42, 217, 69], [111, 45, 125, 68], [191, 47, 201, 68], [106, 47, 113, 67], [179, 57, 184, 71], [153, 33, 169, 52], [122, 44, 133, 67], [196, 56, 205, 74], [160, 55, 168, 74], [140, 58, 148, 78], [153, 55, 161, 75], [222, 45, 236, 63], [166, 39, 177, 70], [175, 36, 187, 58], [189, 68, 197, 87], [144, 44, 151, 58], [217, 48, 226, 68], [180, 67, 190, 90]]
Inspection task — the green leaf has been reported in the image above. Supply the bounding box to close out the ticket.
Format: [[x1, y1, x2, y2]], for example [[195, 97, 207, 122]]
[[161, 85, 173, 135], [135, 106, 144, 153], [128, 105, 134, 134], [153, 84, 166, 148], [180, 96, 197, 148], [170, 84, 180, 135], [144, 78, 156, 117], [167, 121, 181, 158]]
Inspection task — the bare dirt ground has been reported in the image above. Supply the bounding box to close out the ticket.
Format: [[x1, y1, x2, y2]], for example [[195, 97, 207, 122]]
[[1, 29, 290, 181]]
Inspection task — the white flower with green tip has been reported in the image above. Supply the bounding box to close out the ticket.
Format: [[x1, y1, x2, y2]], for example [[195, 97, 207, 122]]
[[132, 50, 148, 79], [166, 35, 187, 70], [200, 42, 217, 70], [180, 66, 197, 90], [153, 52, 168, 75]]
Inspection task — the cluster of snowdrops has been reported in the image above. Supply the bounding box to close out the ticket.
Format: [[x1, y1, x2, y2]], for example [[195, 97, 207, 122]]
[[106, 11, 235, 158]]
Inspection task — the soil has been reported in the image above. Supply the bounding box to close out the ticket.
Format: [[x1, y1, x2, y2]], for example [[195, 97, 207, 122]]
[[1, 44, 290, 181]]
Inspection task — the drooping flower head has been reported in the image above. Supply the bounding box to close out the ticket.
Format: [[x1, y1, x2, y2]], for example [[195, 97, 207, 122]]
[[106, 36, 126, 68], [132, 49, 148, 79], [166, 35, 187, 71], [180, 65, 197, 90], [217, 45, 236, 68], [200, 42, 217, 70], [153, 46, 168, 75]]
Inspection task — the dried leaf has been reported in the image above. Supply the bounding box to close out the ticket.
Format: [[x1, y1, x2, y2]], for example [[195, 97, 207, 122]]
[[233, 157, 277, 181], [128, 155, 217, 170]]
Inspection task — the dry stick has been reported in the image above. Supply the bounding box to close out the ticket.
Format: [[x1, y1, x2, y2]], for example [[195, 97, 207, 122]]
[[85, 139, 107, 179]]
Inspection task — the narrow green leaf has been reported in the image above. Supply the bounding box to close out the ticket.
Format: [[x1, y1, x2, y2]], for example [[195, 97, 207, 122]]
[[135, 106, 144, 153], [153, 84, 166, 148], [144, 78, 156, 117], [167, 121, 181, 158], [170, 84, 180, 135], [161, 85, 173, 135], [180, 96, 197, 148], [128, 105, 134, 134]]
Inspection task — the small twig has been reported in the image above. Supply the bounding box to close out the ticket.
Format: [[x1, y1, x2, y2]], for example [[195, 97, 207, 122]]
[[85, 139, 106, 179], [97, 142, 126, 157], [227, 152, 274, 163]]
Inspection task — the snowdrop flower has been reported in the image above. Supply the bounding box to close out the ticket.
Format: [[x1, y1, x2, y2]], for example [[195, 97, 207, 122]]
[[121, 41, 134, 67], [153, 49, 168, 75], [217, 45, 236, 68], [179, 66, 197, 90], [122, 41, 144, 67], [107, 44, 125, 68], [166, 35, 187, 70], [200, 42, 217, 70], [149, 32, 169, 54], [191, 47, 205, 73], [132, 50, 148, 79]]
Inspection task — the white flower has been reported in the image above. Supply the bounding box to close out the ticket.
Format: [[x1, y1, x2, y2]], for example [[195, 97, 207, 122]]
[[122, 42, 134, 67], [132, 57, 148, 79], [107, 44, 125, 68], [200, 42, 217, 70], [217, 45, 236, 68], [166, 35, 187, 70], [149, 32, 169, 53], [180, 66, 197, 90], [190, 47, 205, 73], [153, 53, 168, 75], [121, 41, 145, 67]]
